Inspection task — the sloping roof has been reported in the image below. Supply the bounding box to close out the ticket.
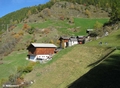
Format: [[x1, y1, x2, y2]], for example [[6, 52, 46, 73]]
[[86, 29, 94, 31], [31, 43, 57, 48], [69, 38, 78, 41], [77, 36, 85, 38], [59, 36, 70, 40]]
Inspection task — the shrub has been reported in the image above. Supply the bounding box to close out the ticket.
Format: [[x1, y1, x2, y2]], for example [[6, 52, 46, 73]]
[[94, 21, 103, 29], [85, 9, 91, 18], [23, 62, 36, 73], [49, 39, 54, 43], [13, 33, 21, 39], [0, 79, 7, 86], [9, 74, 16, 84], [23, 23, 29, 30], [27, 27, 35, 34], [18, 31, 24, 35]]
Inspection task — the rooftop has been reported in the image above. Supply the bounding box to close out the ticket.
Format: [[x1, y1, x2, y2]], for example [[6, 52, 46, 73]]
[[31, 43, 57, 48]]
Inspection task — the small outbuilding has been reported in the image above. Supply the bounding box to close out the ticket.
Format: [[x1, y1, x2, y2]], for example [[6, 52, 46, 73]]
[[59, 36, 78, 48], [69, 37, 78, 46], [59, 36, 70, 48], [77, 36, 86, 44], [27, 43, 57, 62], [86, 29, 94, 34]]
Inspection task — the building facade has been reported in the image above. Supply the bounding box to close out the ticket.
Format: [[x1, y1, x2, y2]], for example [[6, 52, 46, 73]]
[[27, 43, 57, 62]]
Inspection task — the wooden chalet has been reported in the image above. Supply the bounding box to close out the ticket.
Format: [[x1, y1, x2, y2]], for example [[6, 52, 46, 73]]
[[59, 36, 70, 48], [59, 36, 78, 48], [77, 36, 85, 44], [27, 43, 57, 62]]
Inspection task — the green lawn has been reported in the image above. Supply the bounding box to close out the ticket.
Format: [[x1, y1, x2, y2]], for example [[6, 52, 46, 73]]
[[17, 18, 109, 36], [74, 18, 109, 35], [0, 50, 29, 80]]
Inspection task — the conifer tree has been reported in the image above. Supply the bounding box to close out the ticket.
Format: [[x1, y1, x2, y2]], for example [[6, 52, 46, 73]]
[[110, 0, 120, 22]]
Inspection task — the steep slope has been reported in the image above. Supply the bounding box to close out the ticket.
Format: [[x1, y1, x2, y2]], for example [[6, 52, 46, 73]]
[[25, 45, 109, 88], [26, 1, 109, 23], [24, 29, 120, 88]]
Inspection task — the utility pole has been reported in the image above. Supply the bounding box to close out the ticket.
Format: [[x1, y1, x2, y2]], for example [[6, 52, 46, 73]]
[[7, 24, 8, 32]]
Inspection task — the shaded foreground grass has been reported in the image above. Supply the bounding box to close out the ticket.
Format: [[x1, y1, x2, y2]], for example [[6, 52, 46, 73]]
[[68, 50, 120, 88]]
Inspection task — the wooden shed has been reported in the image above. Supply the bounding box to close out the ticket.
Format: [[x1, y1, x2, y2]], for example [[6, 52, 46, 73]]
[[59, 36, 70, 48], [77, 36, 85, 44], [86, 29, 94, 34], [27, 43, 57, 62]]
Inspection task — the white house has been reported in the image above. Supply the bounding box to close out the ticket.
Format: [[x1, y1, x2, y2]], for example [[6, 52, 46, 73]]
[[68, 37, 78, 46]]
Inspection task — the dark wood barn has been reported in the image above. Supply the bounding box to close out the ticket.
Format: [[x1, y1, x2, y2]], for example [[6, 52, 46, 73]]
[[27, 43, 57, 62], [77, 36, 86, 44], [59, 36, 70, 48]]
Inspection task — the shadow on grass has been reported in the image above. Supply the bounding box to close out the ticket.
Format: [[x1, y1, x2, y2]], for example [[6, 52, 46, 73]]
[[116, 34, 120, 38], [87, 48, 115, 67], [68, 53, 120, 88]]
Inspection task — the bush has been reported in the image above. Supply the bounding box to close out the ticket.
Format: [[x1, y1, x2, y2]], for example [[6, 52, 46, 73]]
[[27, 27, 35, 34], [9, 74, 15, 84], [23, 66, 33, 73], [0, 79, 7, 86], [89, 32, 98, 37], [23, 62, 36, 73]]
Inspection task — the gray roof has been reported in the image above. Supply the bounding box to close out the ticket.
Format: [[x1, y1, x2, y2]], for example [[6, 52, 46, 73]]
[[87, 29, 94, 31], [69, 38, 78, 41], [31, 43, 57, 48], [60, 36, 70, 39]]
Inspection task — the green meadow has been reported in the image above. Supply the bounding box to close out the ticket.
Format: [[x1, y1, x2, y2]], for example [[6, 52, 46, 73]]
[[86, 29, 120, 47], [0, 50, 29, 80], [17, 18, 109, 36]]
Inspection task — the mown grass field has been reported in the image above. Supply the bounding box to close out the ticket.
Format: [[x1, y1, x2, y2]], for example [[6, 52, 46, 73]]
[[0, 50, 29, 80], [17, 18, 109, 36], [74, 18, 109, 35]]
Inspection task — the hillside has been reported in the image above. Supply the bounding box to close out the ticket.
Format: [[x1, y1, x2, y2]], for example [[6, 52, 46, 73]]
[[25, 1, 109, 23], [0, 0, 110, 31], [0, 18, 108, 60], [0, 0, 120, 87], [0, 27, 119, 87], [24, 29, 120, 88]]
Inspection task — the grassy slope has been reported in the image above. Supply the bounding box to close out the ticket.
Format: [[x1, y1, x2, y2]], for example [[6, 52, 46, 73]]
[[25, 29, 120, 88], [25, 45, 108, 88], [17, 18, 108, 36], [68, 49, 120, 88], [0, 50, 29, 79], [0, 18, 110, 86], [74, 18, 109, 35], [86, 29, 120, 47], [68, 29, 120, 88]]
